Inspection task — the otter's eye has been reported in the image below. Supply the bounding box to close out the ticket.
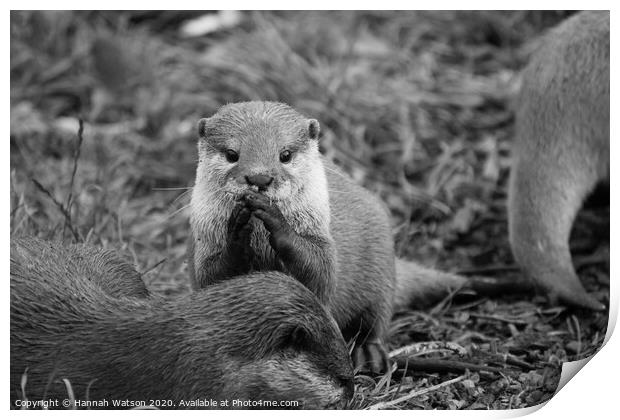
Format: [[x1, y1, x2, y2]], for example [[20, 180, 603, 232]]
[[279, 150, 293, 164], [224, 149, 239, 163]]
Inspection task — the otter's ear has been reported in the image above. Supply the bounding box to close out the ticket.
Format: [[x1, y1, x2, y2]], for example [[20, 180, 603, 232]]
[[307, 119, 320, 141], [281, 325, 312, 351], [197, 117, 214, 139]]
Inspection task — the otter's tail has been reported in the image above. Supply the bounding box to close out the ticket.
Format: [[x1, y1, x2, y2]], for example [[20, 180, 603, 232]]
[[394, 259, 468, 310], [394, 258, 532, 310]]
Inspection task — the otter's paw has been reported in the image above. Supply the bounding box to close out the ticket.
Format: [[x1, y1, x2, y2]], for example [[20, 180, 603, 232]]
[[353, 341, 390, 375], [226, 202, 254, 264], [242, 191, 296, 249]]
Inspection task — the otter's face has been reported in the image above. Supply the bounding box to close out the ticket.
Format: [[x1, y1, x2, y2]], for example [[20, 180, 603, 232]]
[[195, 102, 321, 203], [214, 298, 354, 409], [185, 272, 355, 409], [234, 351, 354, 409], [219, 328, 355, 409]]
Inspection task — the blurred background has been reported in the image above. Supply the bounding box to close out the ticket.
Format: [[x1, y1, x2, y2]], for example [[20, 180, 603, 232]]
[[10, 11, 608, 409], [10, 10, 576, 290]]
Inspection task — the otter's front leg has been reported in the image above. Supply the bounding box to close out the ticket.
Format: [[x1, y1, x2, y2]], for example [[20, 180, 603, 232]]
[[242, 191, 335, 303], [192, 202, 255, 289]]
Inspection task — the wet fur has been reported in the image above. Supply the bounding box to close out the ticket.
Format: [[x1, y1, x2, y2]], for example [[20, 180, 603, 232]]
[[11, 237, 353, 409], [508, 11, 609, 310]]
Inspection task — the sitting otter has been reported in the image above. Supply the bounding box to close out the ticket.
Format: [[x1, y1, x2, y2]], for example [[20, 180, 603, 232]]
[[188, 101, 506, 373], [187, 101, 396, 373]]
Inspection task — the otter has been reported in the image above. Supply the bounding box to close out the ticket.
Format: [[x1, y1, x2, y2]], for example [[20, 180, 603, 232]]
[[188, 101, 481, 373], [11, 237, 354, 409], [508, 11, 609, 311], [188, 102, 396, 373]]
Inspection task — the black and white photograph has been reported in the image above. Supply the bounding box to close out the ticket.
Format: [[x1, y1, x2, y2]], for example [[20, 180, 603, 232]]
[[9, 9, 611, 410]]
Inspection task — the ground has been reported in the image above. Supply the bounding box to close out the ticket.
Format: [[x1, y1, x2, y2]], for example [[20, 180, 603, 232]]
[[10, 10, 609, 410]]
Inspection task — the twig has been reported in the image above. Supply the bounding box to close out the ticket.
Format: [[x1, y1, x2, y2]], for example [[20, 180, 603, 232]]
[[61, 379, 76, 409], [63, 119, 84, 240], [368, 374, 467, 409], [141, 258, 167, 276], [31, 178, 80, 241], [473, 349, 535, 370], [151, 186, 192, 191], [65, 119, 84, 211], [20, 369, 28, 405], [395, 357, 512, 375], [390, 341, 467, 359], [569, 315, 583, 355]]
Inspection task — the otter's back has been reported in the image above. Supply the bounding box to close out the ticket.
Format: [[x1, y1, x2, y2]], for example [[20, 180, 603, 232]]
[[516, 11, 609, 178], [11, 237, 149, 299], [323, 158, 396, 324]]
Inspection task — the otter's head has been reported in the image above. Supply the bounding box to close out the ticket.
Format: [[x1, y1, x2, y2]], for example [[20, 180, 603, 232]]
[[178, 272, 354, 409], [196, 101, 322, 202]]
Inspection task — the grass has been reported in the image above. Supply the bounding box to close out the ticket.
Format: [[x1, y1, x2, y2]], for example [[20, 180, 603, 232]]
[[10, 10, 608, 409]]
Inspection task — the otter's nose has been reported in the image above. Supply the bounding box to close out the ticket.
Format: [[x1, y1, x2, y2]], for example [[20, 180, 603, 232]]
[[245, 174, 274, 191]]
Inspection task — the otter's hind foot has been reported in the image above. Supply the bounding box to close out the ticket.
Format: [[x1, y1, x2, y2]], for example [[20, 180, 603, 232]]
[[353, 341, 390, 375]]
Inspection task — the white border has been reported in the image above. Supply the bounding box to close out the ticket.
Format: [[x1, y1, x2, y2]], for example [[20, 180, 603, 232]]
[[5, 4, 618, 418]]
